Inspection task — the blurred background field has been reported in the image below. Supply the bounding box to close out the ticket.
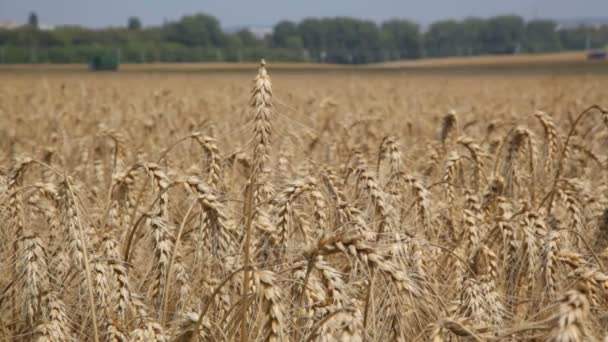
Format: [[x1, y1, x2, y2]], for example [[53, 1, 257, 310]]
[[1, 50, 607, 75]]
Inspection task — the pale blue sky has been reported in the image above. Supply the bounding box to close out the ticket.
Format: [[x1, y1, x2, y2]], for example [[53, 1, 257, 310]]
[[1, 0, 607, 28]]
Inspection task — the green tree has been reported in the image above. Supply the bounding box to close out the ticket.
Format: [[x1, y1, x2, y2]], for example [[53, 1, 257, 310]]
[[0, 12, 601, 64], [285, 36, 303, 50], [128, 17, 142, 30], [425, 20, 465, 57], [381, 19, 422, 59], [236, 29, 262, 47], [163, 13, 224, 47], [223, 33, 243, 48], [306, 17, 383, 63], [272, 21, 299, 47], [480, 15, 525, 54], [298, 18, 326, 60], [28, 12, 39, 29], [461, 18, 487, 55], [559, 27, 588, 50], [524, 20, 561, 52]]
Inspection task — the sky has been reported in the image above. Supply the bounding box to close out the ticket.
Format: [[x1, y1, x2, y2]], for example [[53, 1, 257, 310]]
[[1, 0, 607, 28]]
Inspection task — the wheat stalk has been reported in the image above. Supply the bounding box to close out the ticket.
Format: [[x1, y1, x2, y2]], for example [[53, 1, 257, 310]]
[[547, 289, 590, 342]]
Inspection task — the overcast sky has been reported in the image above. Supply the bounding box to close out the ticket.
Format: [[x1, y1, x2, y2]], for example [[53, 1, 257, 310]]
[[1, 0, 607, 28]]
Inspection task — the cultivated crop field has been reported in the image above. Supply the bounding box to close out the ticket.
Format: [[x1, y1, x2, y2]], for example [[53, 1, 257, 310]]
[[1, 64, 608, 341]]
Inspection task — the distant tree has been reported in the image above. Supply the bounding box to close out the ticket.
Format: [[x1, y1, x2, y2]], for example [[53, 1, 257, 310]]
[[28, 12, 39, 29], [559, 27, 589, 50], [352, 19, 383, 63], [285, 36, 303, 50], [223, 33, 243, 48], [461, 18, 487, 55], [0, 11, 600, 64], [163, 13, 224, 47], [298, 18, 326, 58], [236, 29, 262, 47], [480, 15, 525, 54], [294, 17, 383, 64], [596, 25, 608, 49], [381, 19, 422, 59], [128, 17, 142, 30], [524, 20, 561, 52], [425, 20, 465, 56], [272, 21, 299, 47]]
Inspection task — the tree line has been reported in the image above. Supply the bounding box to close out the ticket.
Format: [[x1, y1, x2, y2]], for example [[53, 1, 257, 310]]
[[1, 12, 607, 64]]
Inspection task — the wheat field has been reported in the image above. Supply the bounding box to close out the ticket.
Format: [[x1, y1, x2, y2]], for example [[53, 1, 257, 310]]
[[1, 63, 607, 341]]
